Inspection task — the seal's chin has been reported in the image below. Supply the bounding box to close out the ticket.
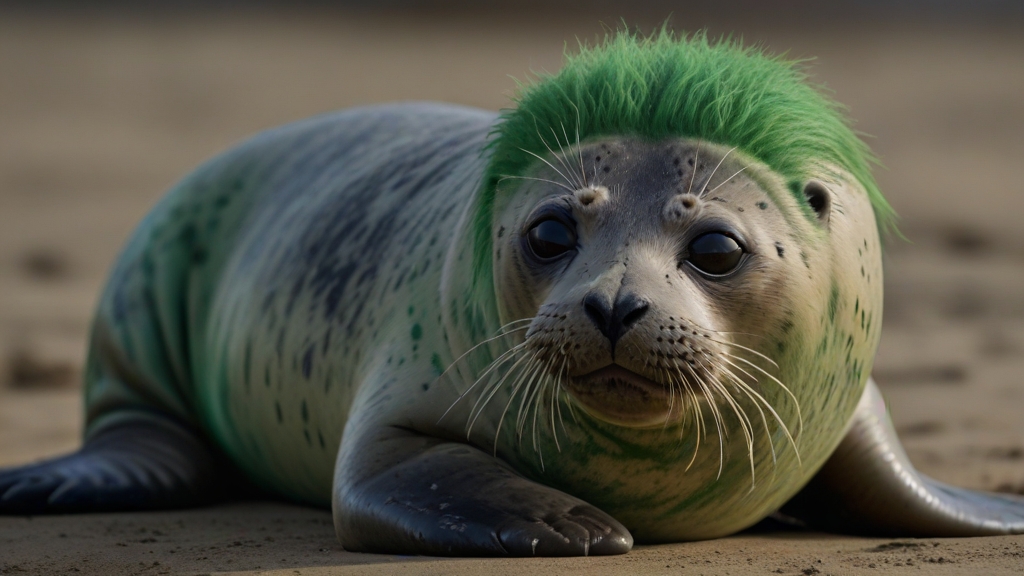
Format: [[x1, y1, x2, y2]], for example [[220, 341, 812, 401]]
[[565, 365, 676, 428]]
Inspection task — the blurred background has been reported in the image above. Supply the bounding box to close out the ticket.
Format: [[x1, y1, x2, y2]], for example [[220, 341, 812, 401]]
[[0, 1, 1022, 495]]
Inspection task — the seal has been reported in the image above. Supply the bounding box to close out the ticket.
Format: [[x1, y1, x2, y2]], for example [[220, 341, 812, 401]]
[[2, 31, 1023, 556]]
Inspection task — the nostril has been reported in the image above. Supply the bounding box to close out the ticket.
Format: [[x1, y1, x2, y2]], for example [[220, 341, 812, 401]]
[[583, 293, 612, 336], [620, 302, 649, 329]]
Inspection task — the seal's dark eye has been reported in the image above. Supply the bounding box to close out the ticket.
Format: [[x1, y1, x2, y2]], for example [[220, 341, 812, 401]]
[[686, 233, 744, 276], [526, 219, 577, 260]]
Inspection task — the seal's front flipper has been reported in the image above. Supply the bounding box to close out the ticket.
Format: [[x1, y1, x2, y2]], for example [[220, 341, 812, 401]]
[[334, 426, 632, 556], [0, 416, 225, 514], [782, 378, 1024, 536]]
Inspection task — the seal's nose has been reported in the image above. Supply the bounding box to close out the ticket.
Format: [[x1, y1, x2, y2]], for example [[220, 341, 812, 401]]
[[583, 292, 649, 349]]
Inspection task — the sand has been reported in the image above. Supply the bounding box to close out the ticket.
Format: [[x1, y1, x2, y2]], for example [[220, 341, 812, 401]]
[[1, 7, 1023, 575]]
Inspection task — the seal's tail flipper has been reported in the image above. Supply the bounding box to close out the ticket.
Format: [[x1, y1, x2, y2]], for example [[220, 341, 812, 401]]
[[0, 416, 227, 514], [780, 378, 1024, 536]]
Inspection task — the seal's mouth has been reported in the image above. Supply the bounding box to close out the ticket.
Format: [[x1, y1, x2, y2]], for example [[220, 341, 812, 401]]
[[565, 364, 677, 427], [573, 365, 668, 396]]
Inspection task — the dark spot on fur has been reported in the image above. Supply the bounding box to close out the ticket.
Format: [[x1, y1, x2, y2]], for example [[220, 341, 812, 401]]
[[775, 242, 785, 258], [421, 382, 430, 391], [302, 346, 314, 379], [303, 429, 312, 447], [497, 226, 505, 238], [603, 166, 610, 173], [191, 246, 208, 265], [411, 324, 423, 340], [757, 201, 768, 210], [275, 402, 283, 424], [322, 328, 332, 354], [318, 430, 326, 450], [243, 341, 252, 390], [780, 318, 794, 334], [301, 400, 309, 423], [828, 285, 840, 323]]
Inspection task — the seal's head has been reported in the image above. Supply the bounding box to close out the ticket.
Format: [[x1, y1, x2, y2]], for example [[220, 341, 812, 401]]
[[449, 31, 891, 540]]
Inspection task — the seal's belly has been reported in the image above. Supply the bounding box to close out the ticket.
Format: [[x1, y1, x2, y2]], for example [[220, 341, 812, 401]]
[[183, 105, 493, 503]]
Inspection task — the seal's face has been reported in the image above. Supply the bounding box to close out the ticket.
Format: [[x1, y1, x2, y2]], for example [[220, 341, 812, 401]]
[[493, 138, 817, 433], [482, 135, 882, 539]]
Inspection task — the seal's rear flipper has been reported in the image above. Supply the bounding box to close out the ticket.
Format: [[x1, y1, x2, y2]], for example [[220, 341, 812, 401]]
[[781, 378, 1024, 536], [0, 416, 226, 514]]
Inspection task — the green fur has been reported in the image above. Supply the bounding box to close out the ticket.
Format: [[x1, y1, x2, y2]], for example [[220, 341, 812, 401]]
[[473, 30, 895, 286]]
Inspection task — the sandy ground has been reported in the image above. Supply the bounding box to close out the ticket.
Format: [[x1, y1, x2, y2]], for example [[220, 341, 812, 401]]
[[1, 7, 1023, 575]]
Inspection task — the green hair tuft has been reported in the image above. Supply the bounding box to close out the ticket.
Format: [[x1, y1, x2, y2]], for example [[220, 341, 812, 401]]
[[472, 30, 896, 286]]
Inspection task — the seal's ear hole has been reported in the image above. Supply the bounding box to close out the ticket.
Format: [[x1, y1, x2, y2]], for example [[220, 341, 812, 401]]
[[803, 180, 831, 226]]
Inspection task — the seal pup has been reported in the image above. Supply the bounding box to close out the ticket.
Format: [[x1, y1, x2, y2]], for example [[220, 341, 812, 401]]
[[2, 31, 1023, 556]]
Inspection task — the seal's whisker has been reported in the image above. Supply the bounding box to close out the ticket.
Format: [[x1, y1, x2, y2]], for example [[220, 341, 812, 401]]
[[664, 367, 678, 432], [557, 122, 581, 186], [554, 385, 569, 439], [466, 356, 524, 432], [697, 146, 738, 197], [705, 164, 750, 196], [513, 362, 538, 441], [460, 340, 529, 417], [527, 371, 550, 453], [529, 377, 552, 470], [517, 147, 579, 193], [711, 357, 779, 466], [466, 351, 533, 437], [544, 125, 582, 190], [549, 383, 562, 453], [497, 317, 536, 331], [559, 121, 588, 190], [716, 352, 802, 465], [439, 340, 528, 426], [497, 174, 575, 194], [532, 115, 582, 190], [667, 365, 694, 451], [683, 360, 726, 479], [706, 361, 767, 487], [698, 359, 756, 476], [686, 140, 703, 195], [515, 357, 548, 440], [706, 365, 755, 447], [568, 101, 588, 188], [677, 363, 706, 471], [730, 377, 786, 470], [530, 356, 557, 455], [491, 356, 541, 456], [563, 375, 581, 425], [438, 323, 530, 384], [701, 335, 780, 369], [509, 356, 543, 440], [654, 363, 677, 432], [550, 354, 570, 452], [720, 351, 804, 444]]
